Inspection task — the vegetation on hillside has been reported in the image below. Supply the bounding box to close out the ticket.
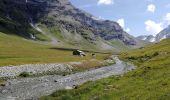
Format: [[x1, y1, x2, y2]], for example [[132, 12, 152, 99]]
[[41, 38, 170, 100], [0, 32, 110, 67]]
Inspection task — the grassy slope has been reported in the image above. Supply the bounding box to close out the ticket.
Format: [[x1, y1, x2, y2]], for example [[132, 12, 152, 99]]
[[38, 24, 112, 52], [41, 38, 170, 100], [0, 32, 110, 66]]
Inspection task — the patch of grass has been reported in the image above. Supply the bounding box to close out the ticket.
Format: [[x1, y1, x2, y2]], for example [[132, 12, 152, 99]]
[[71, 59, 115, 71], [0, 79, 6, 87], [108, 39, 130, 52], [0, 32, 110, 67], [19, 72, 31, 77], [41, 38, 170, 100]]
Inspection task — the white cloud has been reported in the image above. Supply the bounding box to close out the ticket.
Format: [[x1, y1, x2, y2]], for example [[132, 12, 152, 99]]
[[117, 18, 125, 28], [117, 18, 131, 32], [144, 12, 170, 35], [164, 13, 170, 24], [97, 0, 114, 5], [145, 20, 163, 35], [164, 13, 170, 21], [147, 4, 156, 13], [125, 28, 131, 32]]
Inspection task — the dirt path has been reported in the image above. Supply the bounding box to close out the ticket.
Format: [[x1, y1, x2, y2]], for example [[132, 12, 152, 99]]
[[0, 56, 135, 100]]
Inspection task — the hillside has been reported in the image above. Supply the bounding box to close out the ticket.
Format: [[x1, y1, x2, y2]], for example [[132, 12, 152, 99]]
[[0, 0, 146, 51], [0, 32, 110, 67], [41, 38, 170, 99]]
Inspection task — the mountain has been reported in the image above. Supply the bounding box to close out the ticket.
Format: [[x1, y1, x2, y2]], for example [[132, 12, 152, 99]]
[[0, 0, 145, 51], [137, 25, 170, 43], [155, 25, 170, 41], [137, 35, 155, 42]]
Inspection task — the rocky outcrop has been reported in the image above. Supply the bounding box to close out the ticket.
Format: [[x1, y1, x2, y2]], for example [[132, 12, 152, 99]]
[[0, 0, 48, 38], [0, 0, 47, 23]]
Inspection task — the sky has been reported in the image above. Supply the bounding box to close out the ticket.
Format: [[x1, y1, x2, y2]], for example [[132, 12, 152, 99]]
[[69, 0, 170, 37]]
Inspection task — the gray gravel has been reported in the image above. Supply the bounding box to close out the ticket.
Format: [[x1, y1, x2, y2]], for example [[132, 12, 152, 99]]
[[0, 57, 135, 100], [0, 63, 73, 78]]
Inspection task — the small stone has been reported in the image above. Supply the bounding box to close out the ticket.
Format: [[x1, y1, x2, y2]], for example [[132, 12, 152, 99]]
[[65, 86, 73, 90], [54, 80, 58, 82], [2, 89, 8, 93]]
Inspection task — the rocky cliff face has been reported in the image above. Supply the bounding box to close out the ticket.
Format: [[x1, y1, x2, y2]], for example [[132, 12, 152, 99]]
[[0, 0, 48, 38], [42, 0, 136, 45], [0, 0, 47, 22], [0, 0, 139, 49]]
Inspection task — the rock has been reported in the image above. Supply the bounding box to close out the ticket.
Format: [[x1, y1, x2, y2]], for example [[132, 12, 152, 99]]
[[54, 80, 58, 83], [65, 86, 73, 90]]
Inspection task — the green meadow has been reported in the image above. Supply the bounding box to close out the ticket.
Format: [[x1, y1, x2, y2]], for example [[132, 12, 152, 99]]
[[0, 32, 110, 67]]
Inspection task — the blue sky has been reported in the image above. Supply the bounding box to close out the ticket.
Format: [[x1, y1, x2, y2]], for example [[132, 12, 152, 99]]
[[70, 0, 170, 36]]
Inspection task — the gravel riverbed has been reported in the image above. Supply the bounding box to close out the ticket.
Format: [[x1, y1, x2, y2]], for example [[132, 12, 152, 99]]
[[0, 63, 73, 78], [0, 57, 135, 100]]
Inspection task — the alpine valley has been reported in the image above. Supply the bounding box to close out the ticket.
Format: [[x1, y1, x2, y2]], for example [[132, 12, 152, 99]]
[[0, 0, 170, 100]]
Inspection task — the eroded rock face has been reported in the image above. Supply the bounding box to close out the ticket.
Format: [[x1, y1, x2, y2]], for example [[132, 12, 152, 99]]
[[0, 0, 48, 38], [0, 0, 47, 23], [43, 0, 136, 45], [0, 0, 137, 45]]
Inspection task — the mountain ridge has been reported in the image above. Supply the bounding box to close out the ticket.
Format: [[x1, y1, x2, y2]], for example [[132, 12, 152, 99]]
[[0, 0, 145, 51], [137, 25, 170, 42]]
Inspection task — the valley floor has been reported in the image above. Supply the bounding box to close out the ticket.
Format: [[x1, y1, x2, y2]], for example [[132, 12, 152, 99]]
[[0, 57, 134, 100]]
